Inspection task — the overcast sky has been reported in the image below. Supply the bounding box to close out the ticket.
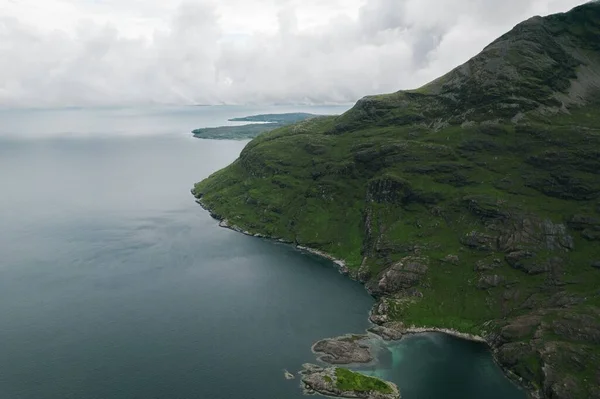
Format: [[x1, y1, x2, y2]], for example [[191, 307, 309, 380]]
[[0, 0, 589, 107]]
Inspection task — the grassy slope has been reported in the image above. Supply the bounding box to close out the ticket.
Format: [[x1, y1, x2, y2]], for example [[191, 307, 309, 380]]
[[194, 3, 600, 398], [335, 368, 393, 394]]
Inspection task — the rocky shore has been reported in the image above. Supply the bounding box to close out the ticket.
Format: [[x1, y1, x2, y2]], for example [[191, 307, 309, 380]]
[[312, 335, 373, 364]]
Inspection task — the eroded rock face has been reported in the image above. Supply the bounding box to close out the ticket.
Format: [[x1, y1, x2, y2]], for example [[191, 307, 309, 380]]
[[372, 257, 429, 295], [498, 218, 574, 253], [313, 335, 373, 365]]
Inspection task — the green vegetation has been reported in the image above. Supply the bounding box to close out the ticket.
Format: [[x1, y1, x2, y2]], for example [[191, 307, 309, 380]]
[[229, 113, 317, 123], [193, 3, 600, 398], [192, 113, 320, 140], [335, 368, 393, 394]]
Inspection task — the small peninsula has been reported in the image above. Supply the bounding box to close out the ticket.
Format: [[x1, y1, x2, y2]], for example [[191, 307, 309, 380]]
[[192, 113, 319, 140]]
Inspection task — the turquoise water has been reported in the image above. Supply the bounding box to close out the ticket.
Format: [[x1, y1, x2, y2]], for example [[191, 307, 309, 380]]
[[0, 106, 524, 399]]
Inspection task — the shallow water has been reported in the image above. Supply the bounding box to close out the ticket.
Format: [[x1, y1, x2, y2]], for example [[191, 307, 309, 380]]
[[0, 106, 525, 399]]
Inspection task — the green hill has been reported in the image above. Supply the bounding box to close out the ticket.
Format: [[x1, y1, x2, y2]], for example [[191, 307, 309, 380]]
[[193, 3, 600, 398]]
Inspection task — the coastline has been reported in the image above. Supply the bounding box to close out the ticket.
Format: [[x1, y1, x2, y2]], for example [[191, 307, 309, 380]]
[[195, 197, 534, 398]]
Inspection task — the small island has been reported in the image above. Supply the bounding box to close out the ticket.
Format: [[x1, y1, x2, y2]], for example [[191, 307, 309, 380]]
[[312, 334, 373, 364], [192, 112, 319, 140], [300, 364, 400, 399]]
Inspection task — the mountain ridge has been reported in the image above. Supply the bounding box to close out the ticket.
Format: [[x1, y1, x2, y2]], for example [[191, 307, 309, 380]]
[[193, 3, 600, 398]]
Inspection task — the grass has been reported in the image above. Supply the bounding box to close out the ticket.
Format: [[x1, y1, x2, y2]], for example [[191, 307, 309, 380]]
[[335, 368, 393, 394]]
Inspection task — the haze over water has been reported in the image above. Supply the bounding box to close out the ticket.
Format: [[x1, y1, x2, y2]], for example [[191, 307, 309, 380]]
[[0, 106, 524, 399]]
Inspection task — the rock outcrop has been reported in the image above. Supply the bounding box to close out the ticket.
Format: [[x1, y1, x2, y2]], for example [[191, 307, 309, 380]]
[[313, 335, 373, 365]]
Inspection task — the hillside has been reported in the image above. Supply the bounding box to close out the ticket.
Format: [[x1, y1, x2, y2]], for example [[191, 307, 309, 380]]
[[193, 3, 600, 398]]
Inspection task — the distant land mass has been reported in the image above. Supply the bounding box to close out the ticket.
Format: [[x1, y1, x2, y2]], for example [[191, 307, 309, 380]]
[[192, 113, 320, 140], [194, 3, 600, 398]]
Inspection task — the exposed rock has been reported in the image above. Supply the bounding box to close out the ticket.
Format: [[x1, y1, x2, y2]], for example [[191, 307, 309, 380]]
[[500, 315, 542, 341], [461, 231, 496, 251], [369, 300, 390, 325], [441, 254, 460, 265], [300, 364, 400, 399], [582, 228, 600, 241], [463, 195, 509, 220], [372, 257, 429, 295], [567, 214, 600, 230], [477, 274, 506, 289], [547, 291, 585, 308], [592, 261, 600, 269], [368, 325, 403, 341], [283, 370, 295, 380], [475, 258, 503, 271], [551, 313, 600, 344], [505, 251, 542, 274], [312, 335, 373, 365], [367, 174, 413, 204], [498, 218, 574, 253]]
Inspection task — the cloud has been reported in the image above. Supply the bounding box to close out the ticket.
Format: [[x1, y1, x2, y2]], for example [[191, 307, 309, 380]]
[[0, 0, 588, 107]]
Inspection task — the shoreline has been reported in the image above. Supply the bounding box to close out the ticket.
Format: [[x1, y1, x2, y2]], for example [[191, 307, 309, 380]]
[[196, 199, 534, 398]]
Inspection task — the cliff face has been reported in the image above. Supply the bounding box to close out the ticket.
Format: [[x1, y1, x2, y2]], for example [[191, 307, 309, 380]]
[[194, 3, 600, 398]]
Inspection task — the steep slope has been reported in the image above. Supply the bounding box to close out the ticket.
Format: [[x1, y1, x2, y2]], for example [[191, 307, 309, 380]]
[[193, 3, 600, 398]]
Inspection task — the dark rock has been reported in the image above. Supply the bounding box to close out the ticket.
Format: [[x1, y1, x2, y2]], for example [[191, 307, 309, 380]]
[[547, 292, 585, 308], [367, 174, 413, 204], [505, 251, 541, 273], [477, 274, 506, 289], [312, 335, 373, 365], [475, 258, 502, 271], [441, 254, 460, 265], [592, 261, 600, 269], [461, 231, 496, 251], [582, 228, 600, 241], [463, 195, 509, 219], [567, 214, 600, 230]]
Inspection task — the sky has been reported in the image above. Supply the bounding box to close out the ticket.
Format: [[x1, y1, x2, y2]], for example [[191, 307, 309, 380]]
[[0, 0, 590, 107]]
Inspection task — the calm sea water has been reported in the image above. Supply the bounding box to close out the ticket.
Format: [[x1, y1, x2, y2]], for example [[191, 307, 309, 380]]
[[0, 106, 525, 399]]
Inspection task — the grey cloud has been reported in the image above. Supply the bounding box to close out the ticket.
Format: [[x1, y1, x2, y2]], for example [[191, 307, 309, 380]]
[[0, 0, 588, 107]]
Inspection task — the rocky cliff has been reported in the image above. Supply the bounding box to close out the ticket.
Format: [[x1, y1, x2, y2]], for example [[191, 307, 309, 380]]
[[193, 3, 600, 398]]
